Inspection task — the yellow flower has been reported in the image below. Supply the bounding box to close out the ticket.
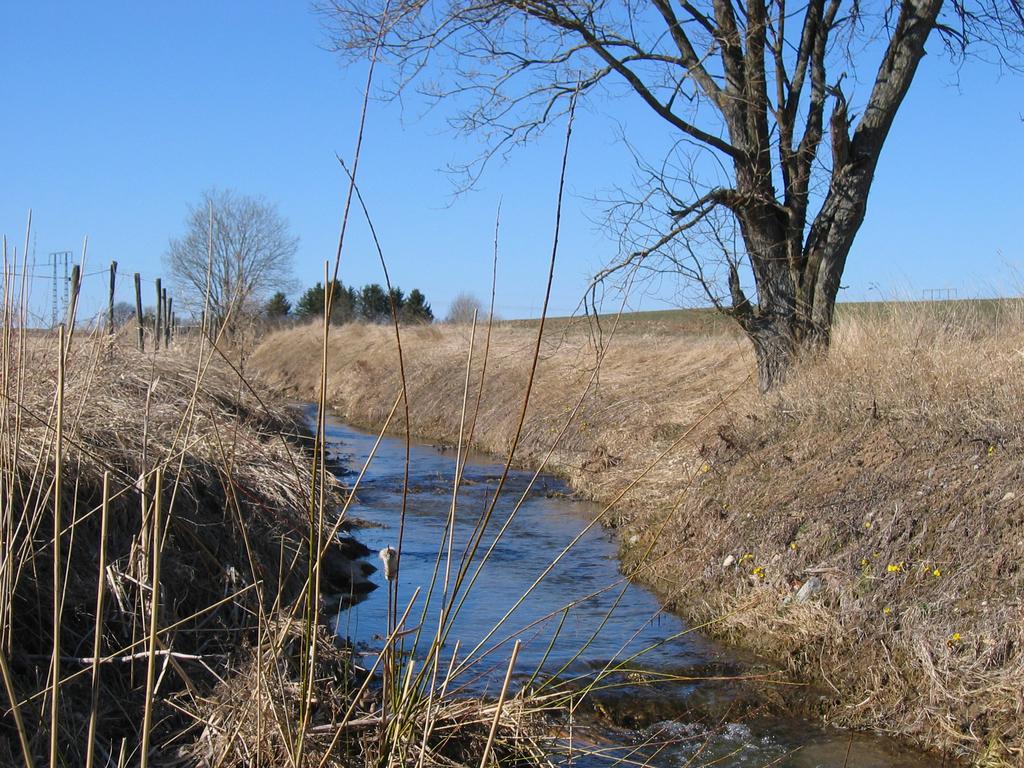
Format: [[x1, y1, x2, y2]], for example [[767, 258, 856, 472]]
[[987, 445, 995, 456], [883, 606, 892, 615], [932, 568, 942, 578], [886, 562, 904, 573], [740, 553, 754, 563], [860, 558, 870, 567], [950, 632, 962, 643], [789, 542, 798, 551], [864, 521, 873, 529], [752, 566, 765, 579], [700, 463, 711, 474]]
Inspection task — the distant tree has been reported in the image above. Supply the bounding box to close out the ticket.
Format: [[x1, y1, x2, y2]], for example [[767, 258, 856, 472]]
[[111, 301, 136, 328], [295, 280, 358, 324], [295, 283, 328, 320], [388, 286, 405, 315], [295, 283, 325, 319], [445, 292, 483, 324], [265, 291, 291, 320], [333, 284, 358, 322], [359, 283, 391, 322], [402, 289, 434, 323], [165, 188, 298, 333]]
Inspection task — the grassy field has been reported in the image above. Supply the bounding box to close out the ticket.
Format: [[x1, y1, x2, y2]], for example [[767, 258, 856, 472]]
[[251, 299, 1024, 766], [507, 297, 1016, 336]]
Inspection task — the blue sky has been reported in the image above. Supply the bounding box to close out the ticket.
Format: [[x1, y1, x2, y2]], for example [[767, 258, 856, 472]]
[[2, 2, 1022, 324]]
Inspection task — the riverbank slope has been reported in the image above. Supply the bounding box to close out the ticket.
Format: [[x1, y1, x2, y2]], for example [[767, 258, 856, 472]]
[[3, 333, 383, 765], [251, 304, 1024, 765]]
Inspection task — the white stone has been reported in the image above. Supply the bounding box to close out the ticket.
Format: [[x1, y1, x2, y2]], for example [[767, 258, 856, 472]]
[[794, 576, 823, 603]]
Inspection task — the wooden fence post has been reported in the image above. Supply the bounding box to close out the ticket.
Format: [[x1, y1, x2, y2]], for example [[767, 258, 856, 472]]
[[165, 297, 173, 347], [65, 264, 80, 330], [154, 279, 162, 352], [108, 261, 118, 334], [134, 273, 144, 352], [160, 289, 168, 348]]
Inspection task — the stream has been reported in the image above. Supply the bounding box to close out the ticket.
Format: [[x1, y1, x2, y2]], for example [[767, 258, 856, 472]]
[[316, 408, 936, 767]]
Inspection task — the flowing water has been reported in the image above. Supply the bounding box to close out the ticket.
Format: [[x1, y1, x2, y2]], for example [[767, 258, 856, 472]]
[[318, 409, 937, 767]]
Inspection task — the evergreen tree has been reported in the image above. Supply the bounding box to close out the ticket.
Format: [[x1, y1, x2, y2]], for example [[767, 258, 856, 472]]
[[388, 286, 405, 315], [295, 280, 356, 324], [402, 289, 433, 323], [359, 283, 390, 322], [265, 291, 291, 319]]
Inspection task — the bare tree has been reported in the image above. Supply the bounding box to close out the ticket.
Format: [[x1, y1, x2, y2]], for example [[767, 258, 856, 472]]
[[445, 292, 484, 324], [110, 301, 136, 328], [166, 189, 298, 333], [323, 0, 1022, 389]]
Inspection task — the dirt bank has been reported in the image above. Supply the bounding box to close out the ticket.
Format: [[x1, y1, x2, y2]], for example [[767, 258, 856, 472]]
[[251, 305, 1024, 766]]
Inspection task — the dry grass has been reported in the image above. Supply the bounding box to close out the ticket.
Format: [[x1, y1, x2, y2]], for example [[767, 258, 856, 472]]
[[251, 301, 1024, 765], [250, 319, 754, 505], [190, 621, 549, 767], [0, 325, 342, 764], [652, 301, 1024, 764], [0, 319, 564, 766]]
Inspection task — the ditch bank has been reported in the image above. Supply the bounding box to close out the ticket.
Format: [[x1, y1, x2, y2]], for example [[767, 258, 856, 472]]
[[2, 337, 392, 766], [251, 312, 1024, 766]]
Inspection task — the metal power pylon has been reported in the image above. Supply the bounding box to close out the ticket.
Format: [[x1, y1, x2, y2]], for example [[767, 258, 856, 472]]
[[49, 251, 73, 328]]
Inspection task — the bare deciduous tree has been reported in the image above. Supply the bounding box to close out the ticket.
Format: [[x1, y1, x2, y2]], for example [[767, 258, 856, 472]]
[[322, 0, 1022, 389], [445, 292, 484, 324], [166, 189, 298, 333]]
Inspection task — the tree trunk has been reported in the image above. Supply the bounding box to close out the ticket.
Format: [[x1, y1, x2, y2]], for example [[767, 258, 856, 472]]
[[731, 206, 808, 391], [743, 314, 798, 392], [728, 0, 942, 392]]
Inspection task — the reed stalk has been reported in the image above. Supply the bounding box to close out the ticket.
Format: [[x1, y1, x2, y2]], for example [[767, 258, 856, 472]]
[[140, 468, 162, 768], [85, 471, 111, 768], [0, 644, 34, 768], [49, 324, 65, 768], [478, 640, 520, 768]]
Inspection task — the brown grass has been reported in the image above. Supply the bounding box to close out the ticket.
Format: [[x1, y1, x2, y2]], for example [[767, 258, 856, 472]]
[[0, 306, 579, 767], [251, 302, 1024, 765], [250, 320, 754, 504], [0, 328, 342, 764], [651, 301, 1024, 765]]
